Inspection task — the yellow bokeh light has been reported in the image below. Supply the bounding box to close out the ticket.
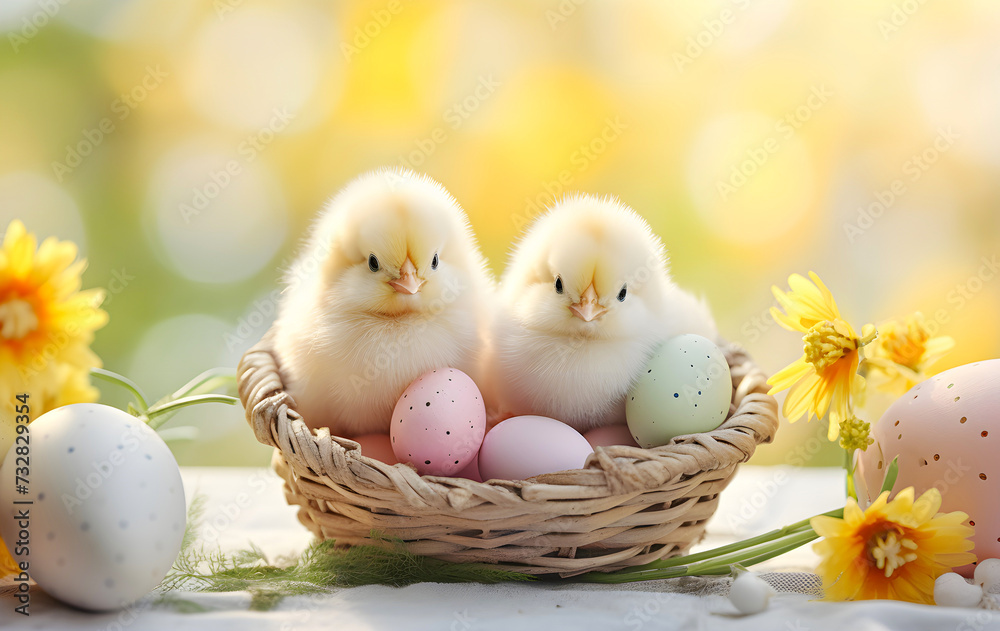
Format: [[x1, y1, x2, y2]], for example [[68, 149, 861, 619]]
[[686, 111, 817, 245], [181, 6, 330, 131]]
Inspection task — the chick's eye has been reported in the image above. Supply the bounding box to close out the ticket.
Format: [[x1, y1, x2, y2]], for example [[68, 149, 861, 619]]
[[368, 254, 380, 272], [555, 276, 563, 294], [431, 252, 439, 270], [617, 284, 627, 302]]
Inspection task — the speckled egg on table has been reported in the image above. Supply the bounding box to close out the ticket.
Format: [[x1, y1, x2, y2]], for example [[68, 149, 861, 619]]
[[626, 334, 732, 448], [390, 368, 486, 476], [856, 359, 1000, 575], [0, 403, 186, 611]]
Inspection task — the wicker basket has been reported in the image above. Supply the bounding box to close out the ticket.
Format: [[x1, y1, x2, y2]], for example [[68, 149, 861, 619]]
[[237, 332, 778, 577]]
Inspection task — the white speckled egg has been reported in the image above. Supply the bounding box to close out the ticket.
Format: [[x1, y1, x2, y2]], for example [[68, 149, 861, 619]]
[[0, 403, 186, 611], [390, 368, 486, 476], [626, 334, 731, 448], [856, 360, 1000, 576]]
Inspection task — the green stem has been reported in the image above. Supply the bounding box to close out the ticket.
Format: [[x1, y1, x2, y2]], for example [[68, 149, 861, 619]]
[[167, 368, 237, 402], [879, 457, 899, 495], [845, 448, 858, 500], [579, 504, 845, 584], [146, 394, 239, 429], [580, 530, 819, 583], [716, 529, 820, 570], [614, 507, 843, 574], [90, 368, 149, 412], [680, 529, 816, 573]]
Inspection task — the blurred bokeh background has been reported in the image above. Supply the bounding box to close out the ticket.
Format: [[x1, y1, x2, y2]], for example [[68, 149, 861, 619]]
[[2, 0, 999, 466]]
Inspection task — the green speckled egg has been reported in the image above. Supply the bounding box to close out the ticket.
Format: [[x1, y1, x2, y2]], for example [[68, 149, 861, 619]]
[[626, 334, 731, 448]]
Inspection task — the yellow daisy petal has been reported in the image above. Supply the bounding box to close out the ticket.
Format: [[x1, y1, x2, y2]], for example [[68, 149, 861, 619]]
[[782, 371, 827, 422], [811, 515, 851, 538], [767, 357, 813, 394], [787, 273, 840, 324]]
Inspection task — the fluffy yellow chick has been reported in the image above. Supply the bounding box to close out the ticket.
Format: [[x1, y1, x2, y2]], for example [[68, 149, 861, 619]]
[[487, 194, 717, 431], [272, 169, 493, 436]]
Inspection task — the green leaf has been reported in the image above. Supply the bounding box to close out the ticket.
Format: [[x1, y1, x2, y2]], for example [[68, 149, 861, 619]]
[[145, 394, 239, 429], [879, 456, 899, 496], [91, 367, 149, 412]]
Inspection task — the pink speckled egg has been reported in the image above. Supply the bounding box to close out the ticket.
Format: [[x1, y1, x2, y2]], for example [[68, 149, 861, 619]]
[[479, 416, 593, 481], [351, 433, 398, 465], [584, 424, 639, 449], [856, 359, 1000, 575], [390, 368, 485, 476]]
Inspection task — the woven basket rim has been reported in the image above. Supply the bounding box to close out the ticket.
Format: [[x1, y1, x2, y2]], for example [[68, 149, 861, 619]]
[[237, 330, 779, 501]]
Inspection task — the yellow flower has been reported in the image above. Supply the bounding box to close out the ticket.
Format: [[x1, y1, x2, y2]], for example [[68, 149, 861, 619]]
[[838, 416, 873, 451], [866, 313, 954, 395], [767, 272, 876, 440], [0, 219, 107, 413], [811, 487, 976, 603], [0, 219, 107, 577]]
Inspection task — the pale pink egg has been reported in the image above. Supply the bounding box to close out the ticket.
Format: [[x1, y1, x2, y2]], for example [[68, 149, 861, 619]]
[[454, 451, 483, 482], [856, 359, 1000, 576], [584, 424, 639, 449], [479, 415, 593, 481], [351, 433, 398, 465], [390, 368, 485, 476]]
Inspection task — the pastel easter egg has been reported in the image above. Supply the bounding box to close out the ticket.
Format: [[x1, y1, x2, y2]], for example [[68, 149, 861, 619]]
[[479, 415, 593, 481], [584, 424, 639, 449], [626, 334, 731, 448], [0, 403, 186, 611], [351, 433, 398, 464], [390, 368, 485, 476], [856, 360, 1000, 576]]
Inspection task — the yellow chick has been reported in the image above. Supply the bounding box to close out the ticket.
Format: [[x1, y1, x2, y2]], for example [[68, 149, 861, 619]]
[[272, 169, 493, 436], [487, 194, 717, 431]]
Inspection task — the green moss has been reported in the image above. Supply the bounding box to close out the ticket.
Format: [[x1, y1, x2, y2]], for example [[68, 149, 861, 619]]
[[157, 496, 535, 611]]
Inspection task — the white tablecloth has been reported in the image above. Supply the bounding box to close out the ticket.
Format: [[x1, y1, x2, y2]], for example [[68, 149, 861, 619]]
[[5, 465, 1000, 630]]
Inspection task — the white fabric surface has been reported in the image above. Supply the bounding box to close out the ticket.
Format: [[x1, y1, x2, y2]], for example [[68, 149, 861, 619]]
[[6, 465, 1000, 630]]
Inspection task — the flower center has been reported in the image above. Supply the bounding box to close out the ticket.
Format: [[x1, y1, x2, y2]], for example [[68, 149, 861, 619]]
[[0, 298, 38, 340], [881, 322, 929, 369], [838, 416, 873, 451], [803, 320, 856, 371], [869, 530, 918, 578]]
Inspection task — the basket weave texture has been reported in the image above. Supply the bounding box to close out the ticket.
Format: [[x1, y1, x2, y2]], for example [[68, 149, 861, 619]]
[[237, 332, 778, 577]]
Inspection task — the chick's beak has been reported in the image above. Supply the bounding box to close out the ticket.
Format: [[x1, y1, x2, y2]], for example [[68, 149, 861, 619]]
[[389, 257, 425, 295], [569, 283, 607, 322]]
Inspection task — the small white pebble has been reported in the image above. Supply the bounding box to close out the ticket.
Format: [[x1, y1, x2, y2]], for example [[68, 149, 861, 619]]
[[935, 572, 984, 608], [729, 572, 775, 615], [974, 559, 1000, 594]]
